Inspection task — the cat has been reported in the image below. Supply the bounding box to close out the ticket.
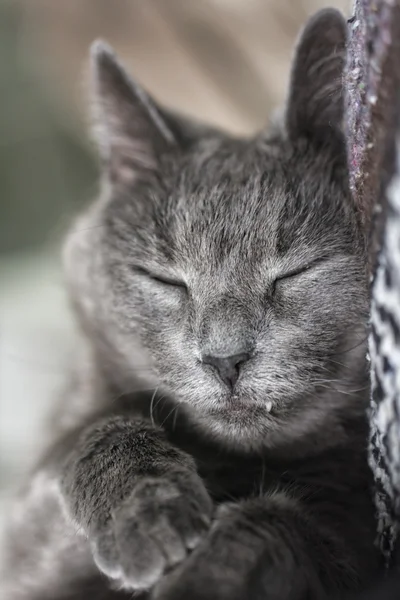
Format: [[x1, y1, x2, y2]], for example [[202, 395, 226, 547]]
[[0, 8, 380, 600]]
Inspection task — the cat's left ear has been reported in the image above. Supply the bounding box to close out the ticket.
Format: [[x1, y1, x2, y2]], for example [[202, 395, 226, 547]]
[[90, 41, 177, 183], [285, 8, 347, 145]]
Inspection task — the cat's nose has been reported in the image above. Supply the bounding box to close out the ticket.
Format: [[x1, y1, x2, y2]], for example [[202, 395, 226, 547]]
[[201, 352, 250, 390]]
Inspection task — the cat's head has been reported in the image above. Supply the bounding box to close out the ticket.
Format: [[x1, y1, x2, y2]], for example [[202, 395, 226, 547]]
[[65, 9, 368, 453]]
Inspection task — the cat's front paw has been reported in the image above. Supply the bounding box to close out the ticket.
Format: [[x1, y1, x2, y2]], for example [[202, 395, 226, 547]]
[[90, 471, 212, 591], [152, 501, 267, 600]]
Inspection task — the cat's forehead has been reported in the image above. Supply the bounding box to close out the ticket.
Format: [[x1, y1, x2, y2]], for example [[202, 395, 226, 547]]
[[168, 172, 280, 254], [103, 137, 353, 275], [165, 140, 286, 228], [158, 141, 347, 264]]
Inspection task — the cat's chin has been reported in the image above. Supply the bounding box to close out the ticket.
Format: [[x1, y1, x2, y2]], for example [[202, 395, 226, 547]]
[[190, 401, 275, 452]]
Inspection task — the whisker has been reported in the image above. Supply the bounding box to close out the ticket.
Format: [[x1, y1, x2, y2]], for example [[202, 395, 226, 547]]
[[326, 334, 368, 358], [311, 383, 369, 396], [160, 403, 180, 429], [259, 457, 266, 497], [110, 391, 128, 404], [149, 387, 159, 428], [172, 404, 180, 431], [152, 394, 168, 418], [325, 357, 348, 369]]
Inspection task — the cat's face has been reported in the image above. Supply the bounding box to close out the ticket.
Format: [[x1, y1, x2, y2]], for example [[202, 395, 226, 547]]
[[66, 11, 368, 452]]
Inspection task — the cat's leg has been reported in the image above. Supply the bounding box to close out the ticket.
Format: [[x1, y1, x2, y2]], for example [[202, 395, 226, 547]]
[[153, 490, 378, 600], [60, 414, 212, 591], [1, 414, 212, 599]]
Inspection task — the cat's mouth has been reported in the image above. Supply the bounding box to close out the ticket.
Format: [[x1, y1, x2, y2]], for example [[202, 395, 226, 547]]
[[229, 394, 273, 413], [207, 397, 274, 422], [193, 400, 275, 449]]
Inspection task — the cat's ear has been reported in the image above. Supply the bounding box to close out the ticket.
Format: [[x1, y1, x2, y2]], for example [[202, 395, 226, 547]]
[[285, 9, 347, 144], [90, 41, 176, 183]]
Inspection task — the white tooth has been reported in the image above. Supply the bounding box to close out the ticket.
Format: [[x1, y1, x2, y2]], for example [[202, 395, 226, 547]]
[[266, 401, 272, 413]]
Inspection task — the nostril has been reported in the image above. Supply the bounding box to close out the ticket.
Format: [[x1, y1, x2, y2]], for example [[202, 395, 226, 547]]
[[230, 352, 250, 370], [201, 352, 250, 390]]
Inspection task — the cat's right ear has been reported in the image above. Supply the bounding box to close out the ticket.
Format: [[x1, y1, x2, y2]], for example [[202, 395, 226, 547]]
[[285, 9, 347, 146], [90, 41, 176, 183]]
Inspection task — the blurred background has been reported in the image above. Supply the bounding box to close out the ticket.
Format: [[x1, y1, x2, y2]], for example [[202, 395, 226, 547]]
[[0, 0, 349, 524]]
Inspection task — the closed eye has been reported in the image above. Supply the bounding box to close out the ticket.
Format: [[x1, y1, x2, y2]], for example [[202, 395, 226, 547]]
[[133, 266, 188, 290], [277, 265, 312, 282], [272, 259, 325, 292]]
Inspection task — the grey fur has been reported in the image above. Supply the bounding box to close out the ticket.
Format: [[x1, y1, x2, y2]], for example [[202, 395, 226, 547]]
[[0, 8, 380, 600]]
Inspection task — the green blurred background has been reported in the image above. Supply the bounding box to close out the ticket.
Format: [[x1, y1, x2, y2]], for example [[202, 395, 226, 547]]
[[0, 0, 349, 522]]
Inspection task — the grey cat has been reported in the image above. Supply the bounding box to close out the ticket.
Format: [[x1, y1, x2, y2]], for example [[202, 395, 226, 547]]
[[0, 8, 380, 600]]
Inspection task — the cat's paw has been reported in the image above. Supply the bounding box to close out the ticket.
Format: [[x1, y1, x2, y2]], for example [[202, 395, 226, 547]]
[[152, 502, 265, 600], [90, 471, 212, 591]]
